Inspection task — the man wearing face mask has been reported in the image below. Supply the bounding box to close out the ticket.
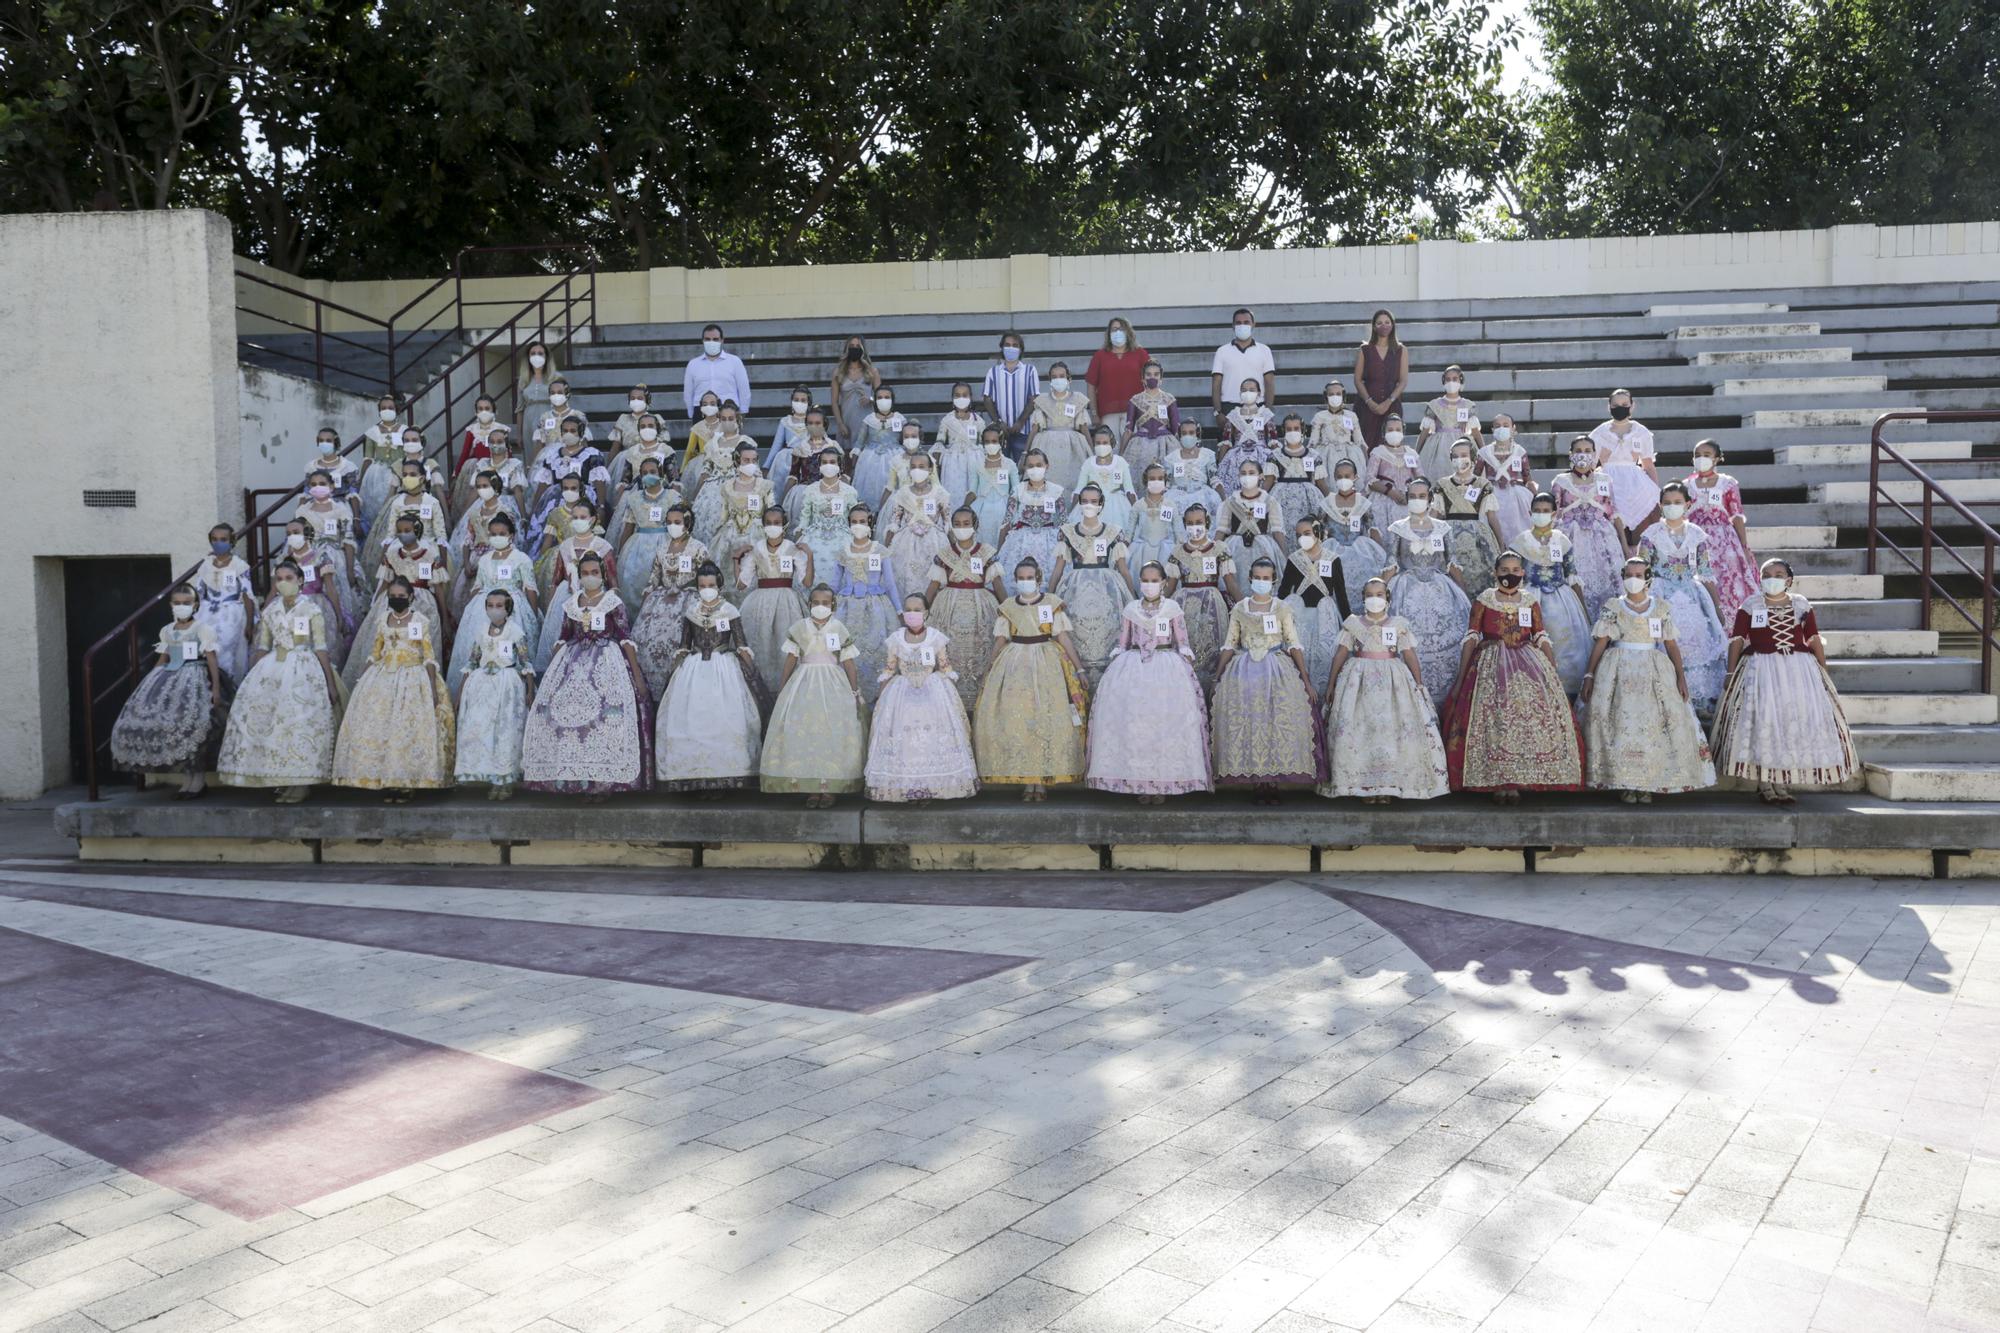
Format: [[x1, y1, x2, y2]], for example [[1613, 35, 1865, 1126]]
[[682, 323, 752, 421], [1210, 308, 1276, 416]]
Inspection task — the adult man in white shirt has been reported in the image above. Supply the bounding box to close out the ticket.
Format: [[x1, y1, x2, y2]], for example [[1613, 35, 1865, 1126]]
[[682, 323, 752, 420], [1209, 308, 1276, 415]]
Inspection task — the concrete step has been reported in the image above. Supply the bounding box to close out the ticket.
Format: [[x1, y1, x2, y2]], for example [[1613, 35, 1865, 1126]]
[[1852, 724, 2000, 763], [1816, 478, 2000, 503], [1748, 407, 1897, 428], [1837, 693, 1999, 725], [1755, 525, 1838, 548], [1718, 375, 1888, 396], [1652, 302, 1789, 318], [1692, 346, 1850, 367], [1794, 573, 1884, 599], [1775, 441, 1973, 465], [1823, 656, 1981, 692], [1864, 762, 2000, 802], [1820, 629, 1939, 658], [1759, 546, 1995, 577], [1811, 599, 1923, 630], [1676, 322, 1823, 339]]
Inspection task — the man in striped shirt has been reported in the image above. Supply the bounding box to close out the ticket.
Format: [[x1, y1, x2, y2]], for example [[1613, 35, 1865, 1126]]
[[981, 331, 1038, 461]]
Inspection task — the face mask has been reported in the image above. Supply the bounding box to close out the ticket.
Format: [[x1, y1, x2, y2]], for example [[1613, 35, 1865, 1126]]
[[667, 522, 686, 538], [549, 393, 568, 407], [1693, 455, 1717, 473], [1240, 474, 1261, 491], [398, 531, 419, 547], [1497, 572, 1522, 589], [810, 604, 833, 621], [379, 408, 396, 422], [788, 400, 808, 417], [728, 462, 753, 478], [1661, 502, 1690, 521], [1384, 431, 1404, 447], [1284, 431, 1304, 447], [286, 533, 307, 550], [953, 395, 971, 410], [1297, 534, 1317, 551], [1609, 404, 1631, 420], [570, 518, 593, 535], [1186, 526, 1207, 541], [1095, 442, 1114, 457], [876, 397, 894, 413], [1002, 346, 1021, 362], [561, 433, 581, 447], [316, 439, 336, 455], [698, 586, 720, 603], [1146, 479, 1166, 495], [850, 523, 872, 538], [1140, 580, 1163, 598], [1240, 392, 1260, 408], [387, 595, 412, 612], [820, 463, 841, 478], [490, 535, 512, 551], [902, 611, 926, 630], [628, 398, 646, 414], [171, 604, 195, 621], [478, 409, 495, 424], [1249, 578, 1274, 596], [1444, 381, 1462, 397], [403, 440, 422, 455], [210, 538, 233, 555], [310, 485, 331, 500], [1049, 376, 1074, 394], [701, 403, 719, 418], [476, 485, 495, 501], [1110, 329, 1128, 348], [401, 476, 423, 492], [1079, 503, 1102, 518], [1234, 323, 1254, 340], [702, 338, 722, 356], [643, 475, 663, 491], [1762, 576, 1789, 596], [1532, 511, 1555, 528], [953, 526, 976, 541], [1453, 457, 1473, 473], [1016, 579, 1039, 596], [578, 574, 604, 592], [1407, 497, 1429, 515], [1180, 437, 1200, 451], [1026, 466, 1047, 482], [1364, 595, 1387, 614], [1336, 478, 1356, 493], [1572, 456, 1593, 471], [1328, 395, 1343, 409], [911, 467, 930, 482], [1145, 376, 1162, 389], [486, 606, 509, 625], [1623, 576, 1648, 595], [983, 442, 1002, 456], [903, 437, 924, 452], [1492, 426, 1513, 443], [274, 579, 300, 597], [561, 491, 582, 506], [529, 353, 546, 369], [763, 524, 785, 540]]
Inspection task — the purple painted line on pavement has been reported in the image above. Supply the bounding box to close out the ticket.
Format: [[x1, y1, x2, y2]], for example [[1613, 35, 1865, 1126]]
[[0, 878, 1033, 1013], [1326, 888, 1837, 1002], [0, 925, 602, 1219]]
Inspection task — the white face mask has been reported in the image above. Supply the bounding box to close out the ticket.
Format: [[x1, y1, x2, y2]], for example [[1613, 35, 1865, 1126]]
[[1532, 511, 1555, 529], [1407, 497, 1429, 515], [1693, 455, 1717, 473], [876, 397, 893, 413], [1110, 329, 1128, 348], [953, 526, 976, 541], [1079, 503, 1101, 518], [763, 524, 785, 540], [702, 338, 723, 356], [1661, 503, 1687, 521], [1453, 457, 1473, 473], [667, 522, 686, 538], [1180, 437, 1201, 452], [1297, 534, 1317, 551], [953, 395, 971, 410], [1240, 474, 1261, 491], [903, 437, 924, 452], [1146, 479, 1166, 495], [477, 409, 494, 424], [1234, 322, 1254, 340], [549, 393, 567, 407], [1333, 476, 1358, 495], [1026, 466, 1047, 482], [1249, 578, 1273, 596], [791, 400, 808, 416], [570, 517, 594, 535], [1240, 392, 1260, 408], [529, 353, 547, 369], [1016, 579, 1039, 596], [640, 426, 659, 442], [476, 486, 495, 501], [1051, 378, 1070, 393], [1327, 395, 1343, 409], [1384, 430, 1404, 447], [379, 408, 396, 422], [810, 604, 833, 621], [820, 463, 841, 478], [172, 604, 195, 621], [286, 533, 307, 549], [1284, 430, 1304, 446], [1444, 381, 1461, 397], [1623, 576, 1648, 595], [1140, 580, 1162, 597], [983, 442, 1002, 456], [698, 586, 720, 602], [701, 403, 719, 418], [1492, 426, 1513, 442], [490, 535, 512, 551], [1364, 595, 1387, 614], [1095, 442, 1113, 457], [1762, 576, 1789, 596], [850, 523, 872, 538], [1186, 526, 1207, 542], [629, 398, 646, 414], [910, 467, 930, 482]]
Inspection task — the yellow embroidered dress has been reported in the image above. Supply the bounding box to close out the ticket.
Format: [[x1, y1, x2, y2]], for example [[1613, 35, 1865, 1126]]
[[973, 596, 1086, 784], [333, 614, 456, 789]]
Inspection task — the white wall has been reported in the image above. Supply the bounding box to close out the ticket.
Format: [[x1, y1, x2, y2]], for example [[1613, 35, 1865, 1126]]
[[0, 210, 240, 798], [238, 364, 376, 496]]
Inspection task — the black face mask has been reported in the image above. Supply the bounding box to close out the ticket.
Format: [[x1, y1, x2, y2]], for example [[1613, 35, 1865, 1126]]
[[387, 595, 413, 612], [1496, 573, 1522, 588], [1609, 404, 1631, 420]]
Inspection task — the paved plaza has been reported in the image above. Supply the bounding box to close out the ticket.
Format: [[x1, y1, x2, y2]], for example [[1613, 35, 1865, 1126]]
[[0, 851, 1996, 1332]]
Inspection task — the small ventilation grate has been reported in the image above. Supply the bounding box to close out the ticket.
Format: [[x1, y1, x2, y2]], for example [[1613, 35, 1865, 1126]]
[[82, 490, 138, 509]]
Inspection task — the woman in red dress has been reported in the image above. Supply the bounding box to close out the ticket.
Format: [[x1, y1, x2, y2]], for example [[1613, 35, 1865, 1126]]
[[1352, 308, 1410, 450], [1441, 551, 1585, 801]]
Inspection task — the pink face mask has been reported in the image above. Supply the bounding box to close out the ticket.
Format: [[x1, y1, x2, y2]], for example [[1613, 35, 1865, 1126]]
[[309, 485, 331, 500], [901, 612, 926, 630]]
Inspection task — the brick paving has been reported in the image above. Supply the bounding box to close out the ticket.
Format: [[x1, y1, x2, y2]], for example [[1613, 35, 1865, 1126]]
[[0, 863, 1996, 1332]]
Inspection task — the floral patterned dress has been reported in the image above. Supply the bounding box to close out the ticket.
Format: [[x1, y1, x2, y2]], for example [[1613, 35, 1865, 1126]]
[[1029, 392, 1092, 489], [966, 456, 1020, 549], [1433, 474, 1500, 598], [1365, 444, 1424, 538], [1053, 524, 1132, 688], [630, 537, 710, 700], [1312, 407, 1368, 479], [1583, 597, 1716, 793], [927, 542, 1001, 710], [827, 542, 902, 705], [1711, 595, 1857, 789], [867, 626, 979, 801], [1319, 614, 1449, 800], [974, 596, 1087, 785], [1685, 472, 1760, 614], [884, 483, 951, 599], [1122, 389, 1180, 473], [1085, 599, 1212, 796], [1592, 420, 1659, 529], [1211, 599, 1325, 786], [1511, 527, 1593, 697], [1166, 541, 1236, 689], [217, 599, 342, 788], [333, 615, 456, 789], [1417, 394, 1482, 478], [734, 540, 811, 695], [795, 479, 861, 575], [1278, 545, 1352, 693], [454, 622, 534, 788], [761, 617, 868, 796], [995, 483, 1066, 597], [520, 596, 653, 794], [1385, 517, 1474, 708], [1442, 591, 1585, 792], [1551, 469, 1626, 616], [1316, 493, 1389, 609], [655, 600, 765, 791], [1637, 521, 1729, 713], [110, 621, 225, 775]]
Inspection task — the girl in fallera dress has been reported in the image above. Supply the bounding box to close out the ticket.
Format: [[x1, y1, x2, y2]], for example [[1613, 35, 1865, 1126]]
[[356, 393, 406, 532], [1711, 559, 1858, 804], [1121, 360, 1179, 473], [333, 576, 456, 798], [609, 411, 673, 493], [1476, 416, 1536, 550], [652, 556, 760, 788], [1318, 458, 1390, 609], [1579, 558, 1716, 802], [924, 506, 1004, 710], [1684, 439, 1761, 614], [529, 478, 588, 573], [1432, 439, 1500, 597], [762, 585, 869, 805], [453, 590, 535, 799], [995, 448, 1065, 596], [1364, 419, 1422, 539], [1312, 380, 1368, 479], [195, 525, 256, 685], [1166, 504, 1239, 690], [1086, 562, 1213, 803], [534, 502, 614, 673], [1028, 362, 1092, 489], [781, 411, 842, 524], [521, 552, 653, 797], [1279, 516, 1353, 694], [1382, 478, 1474, 708], [1211, 557, 1325, 801], [883, 446, 951, 598], [606, 459, 681, 613], [883, 419, 941, 503], [383, 456, 449, 551], [849, 384, 906, 508], [530, 378, 590, 461], [1442, 552, 1585, 802], [630, 504, 710, 699], [796, 445, 862, 573], [276, 518, 349, 663], [1592, 388, 1660, 531], [517, 343, 556, 447], [1163, 425, 1223, 544], [735, 506, 811, 695], [1218, 377, 1275, 479], [108, 584, 227, 799], [448, 513, 540, 691], [1550, 435, 1626, 617], [1637, 482, 1730, 714], [680, 390, 725, 496], [974, 558, 1090, 801], [828, 506, 902, 704], [1268, 414, 1331, 525], [764, 387, 817, 494], [1075, 425, 1137, 536], [1417, 365, 1484, 479], [967, 426, 1020, 548], [1050, 485, 1134, 687], [1319, 578, 1449, 804], [297, 468, 366, 611], [1126, 464, 1180, 572], [216, 560, 343, 804], [1512, 493, 1593, 696], [701, 439, 774, 583], [449, 469, 523, 615], [1217, 458, 1288, 576], [346, 513, 449, 691], [866, 594, 980, 803], [456, 428, 530, 524], [934, 382, 987, 501]]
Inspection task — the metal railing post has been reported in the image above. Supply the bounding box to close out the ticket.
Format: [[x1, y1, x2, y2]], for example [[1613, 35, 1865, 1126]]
[[1985, 540, 1997, 696], [1865, 425, 1881, 577], [1920, 490, 1934, 631]]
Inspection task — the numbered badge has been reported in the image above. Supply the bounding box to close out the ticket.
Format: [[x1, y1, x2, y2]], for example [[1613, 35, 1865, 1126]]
[[1261, 613, 1280, 635], [1647, 616, 1664, 640], [409, 619, 426, 641], [180, 641, 200, 662], [1516, 606, 1534, 628], [1382, 626, 1399, 648], [1037, 604, 1055, 626]]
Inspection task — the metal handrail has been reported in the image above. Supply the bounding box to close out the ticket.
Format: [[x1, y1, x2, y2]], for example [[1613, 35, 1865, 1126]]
[[82, 257, 597, 799], [1866, 410, 2000, 694]]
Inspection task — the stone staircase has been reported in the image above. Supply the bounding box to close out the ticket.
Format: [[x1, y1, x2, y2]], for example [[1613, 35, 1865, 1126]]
[[550, 280, 2000, 803]]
